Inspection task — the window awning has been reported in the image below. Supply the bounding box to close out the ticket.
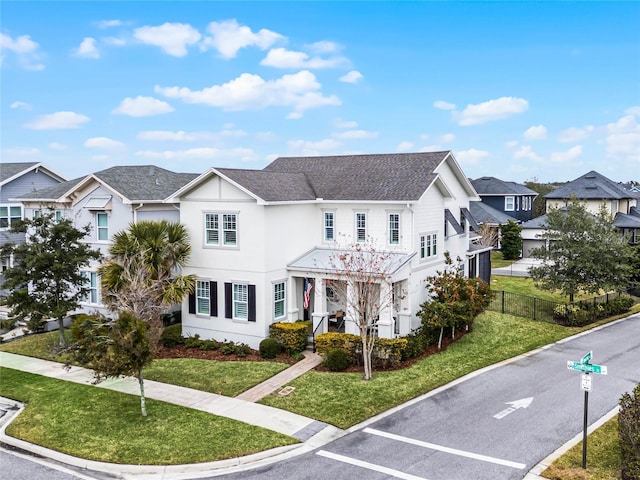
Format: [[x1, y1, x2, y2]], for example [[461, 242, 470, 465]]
[[84, 197, 111, 210], [461, 207, 480, 231], [444, 209, 464, 234]]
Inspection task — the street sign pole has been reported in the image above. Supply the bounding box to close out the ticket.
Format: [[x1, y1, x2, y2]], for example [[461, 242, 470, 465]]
[[582, 374, 589, 469]]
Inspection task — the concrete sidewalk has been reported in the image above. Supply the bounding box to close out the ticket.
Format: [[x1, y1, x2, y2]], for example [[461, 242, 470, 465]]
[[492, 257, 542, 277]]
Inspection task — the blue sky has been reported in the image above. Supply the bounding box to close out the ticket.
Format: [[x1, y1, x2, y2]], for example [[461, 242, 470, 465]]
[[2, 1, 639, 183]]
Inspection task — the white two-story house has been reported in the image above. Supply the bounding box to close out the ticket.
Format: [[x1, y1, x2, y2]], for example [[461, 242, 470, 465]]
[[14, 165, 198, 316], [170, 151, 490, 349]]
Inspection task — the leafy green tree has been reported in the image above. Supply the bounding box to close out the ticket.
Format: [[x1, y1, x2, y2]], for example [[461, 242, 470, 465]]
[[524, 179, 557, 218], [70, 312, 154, 416], [529, 199, 636, 301], [619, 383, 640, 480], [0, 211, 101, 345], [99, 220, 196, 343], [417, 253, 492, 349], [500, 220, 523, 260]]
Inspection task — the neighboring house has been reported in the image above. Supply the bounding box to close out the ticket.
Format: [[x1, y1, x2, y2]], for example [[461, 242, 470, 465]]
[[14, 165, 198, 316], [520, 214, 552, 258], [170, 151, 492, 349], [1, 162, 67, 296], [471, 176, 537, 223], [544, 170, 638, 216], [469, 201, 519, 248], [614, 206, 640, 245]]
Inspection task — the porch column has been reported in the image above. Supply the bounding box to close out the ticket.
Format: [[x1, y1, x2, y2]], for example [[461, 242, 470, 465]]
[[377, 281, 393, 339], [287, 276, 299, 323], [311, 277, 329, 335]]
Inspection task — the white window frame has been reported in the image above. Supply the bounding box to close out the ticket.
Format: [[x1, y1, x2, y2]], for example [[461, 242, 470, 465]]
[[233, 283, 249, 320], [0, 204, 22, 230], [355, 212, 367, 242], [96, 212, 109, 241], [81, 271, 100, 304], [196, 280, 210, 316], [273, 281, 286, 320], [323, 211, 335, 242], [419, 232, 438, 259], [388, 213, 400, 245], [204, 212, 238, 247], [505, 196, 515, 212]]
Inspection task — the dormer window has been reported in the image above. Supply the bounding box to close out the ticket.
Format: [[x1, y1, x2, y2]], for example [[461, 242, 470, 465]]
[[505, 196, 515, 211]]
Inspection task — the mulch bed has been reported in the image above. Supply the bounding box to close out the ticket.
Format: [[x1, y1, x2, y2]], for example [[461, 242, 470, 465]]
[[154, 327, 471, 374]]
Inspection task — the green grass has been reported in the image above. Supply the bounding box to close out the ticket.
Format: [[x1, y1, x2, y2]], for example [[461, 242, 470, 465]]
[[144, 358, 289, 396], [542, 416, 621, 480], [261, 311, 587, 428], [0, 368, 297, 464], [489, 275, 592, 303], [0, 332, 290, 397], [490, 250, 516, 268]]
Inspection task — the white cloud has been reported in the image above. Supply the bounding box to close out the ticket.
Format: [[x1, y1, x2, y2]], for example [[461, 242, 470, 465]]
[[456, 97, 528, 126], [440, 133, 455, 143], [433, 100, 456, 111], [287, 138, 342, 156], [0, 32, 45, 70], [202, 19, 284, 59], [397, 141, 414, 152], [523, 125, 547, 140], [135, 147, 256, 162], [550, 145, 583, 163], [48, 142, 68, 151], [340, 70, 363, 83], [420, 134, 430, 140], [505, 140, 519, 148], [95, 19, 124, 29], [557, 126, 594, 143], [138, 130, 210, 142], [625, 106, 640, 117], [75, 37, 99, 59], [112, 96, 174, 117], [334, 118, 358, 129], [333, 130, 378, 140], [134, 22, 201, 57], [25, 111, 90, 130], [155, 70, 340, 117], [103, 37, 127, 47], [4, 147, 40, 156], [260, 47, 348, 69], [84, 137, 125, 150], [307, 41, 341, 54], [10, 101, 31, 110], [454, 149, 489, 165], [606, 114, 640, 163], [514, 145, 543, 162]]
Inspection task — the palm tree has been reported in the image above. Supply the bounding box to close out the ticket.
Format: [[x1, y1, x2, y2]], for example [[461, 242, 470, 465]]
[[99, 220, 196, 338]]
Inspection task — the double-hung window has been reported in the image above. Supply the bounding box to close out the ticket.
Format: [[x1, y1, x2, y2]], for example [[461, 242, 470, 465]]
[[273, 281, 286, 319], [196, 280, 211, 315], [355, 212, 367, 242], [324, 211, 335, 242], [82, 271, 100, 304], [0, 205, 22, 229], [420, 233, 437, 259], [389, 213, 400, 245], [505, 196, 515, 211], [205, 213, 238, 246], [96, 212, 109, 241], [233, 283, 248, 320]]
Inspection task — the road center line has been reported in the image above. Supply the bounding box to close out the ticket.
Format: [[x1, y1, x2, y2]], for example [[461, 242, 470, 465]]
[[364, 427, 526, 470], [316, 450, 430, 480]]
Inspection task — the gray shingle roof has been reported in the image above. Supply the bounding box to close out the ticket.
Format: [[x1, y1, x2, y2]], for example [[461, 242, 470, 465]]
[[614, 207, 640, 228], [262, 151, 449, 201], [469, 201, 518, 225], [215, 169, 316, 202], [471, 176, 537, 196], [544, 170, 633, 200], [14, 177, 85, 200], [94, 166, 198, 201], [0, 162, 40, 183]]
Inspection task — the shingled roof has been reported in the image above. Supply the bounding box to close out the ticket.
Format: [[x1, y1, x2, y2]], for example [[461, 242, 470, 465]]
[[471, 176, 537, 196], [261, 151, 449, 201], [545, 171, 634, 200], [1, 162, 66, 186], [216, 169, 316, 202], [469, 201, 517, 225]]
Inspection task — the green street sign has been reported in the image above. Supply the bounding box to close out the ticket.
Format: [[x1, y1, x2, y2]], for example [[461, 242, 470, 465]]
[[582, 351, 592, 364], [567, 361, 608, 375]]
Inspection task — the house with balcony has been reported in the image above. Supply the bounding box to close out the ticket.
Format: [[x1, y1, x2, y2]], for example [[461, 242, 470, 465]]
[[169, 151, 491, 349], [1, 162, 67, 296], [14, 165, 197, 315]]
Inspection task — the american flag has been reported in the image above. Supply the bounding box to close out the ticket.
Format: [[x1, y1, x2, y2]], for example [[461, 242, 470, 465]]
[[303, 279, 313, 310]]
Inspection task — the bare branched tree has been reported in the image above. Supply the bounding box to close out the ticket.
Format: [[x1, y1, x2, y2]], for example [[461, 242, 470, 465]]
[[477, 222, 499, 247]]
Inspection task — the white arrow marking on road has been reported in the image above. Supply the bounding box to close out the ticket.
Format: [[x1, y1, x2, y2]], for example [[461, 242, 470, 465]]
[[493, 397, 534, 420]]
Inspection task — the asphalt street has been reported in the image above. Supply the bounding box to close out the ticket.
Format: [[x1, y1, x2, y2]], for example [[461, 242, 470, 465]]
[[211, 314, 640, 480]]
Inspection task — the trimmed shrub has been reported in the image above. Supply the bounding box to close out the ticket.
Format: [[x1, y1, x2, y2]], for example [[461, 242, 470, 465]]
[[606, 295, 635, 315], [197, 339, 220, 351], [234, 343, 251, 357], [183, 334, 202, 349], [325, 348, 350, 372], [160, 323, 184, 348], [269, 322, 308, 354], [220, 341, 237, 355], [315, 332, 407, 368], [259, 338, 281, 359], [619, 383, 640, 480]]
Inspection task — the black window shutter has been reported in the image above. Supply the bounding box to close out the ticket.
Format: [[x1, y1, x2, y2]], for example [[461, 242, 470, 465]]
[[188, 292, 196, 314], [210, 281, 218, 317], [224, 283, 232, 319], [248, 284, 256, 322]]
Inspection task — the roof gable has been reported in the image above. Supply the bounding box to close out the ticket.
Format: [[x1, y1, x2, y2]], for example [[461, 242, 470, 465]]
[[1, 162, 66, 187]]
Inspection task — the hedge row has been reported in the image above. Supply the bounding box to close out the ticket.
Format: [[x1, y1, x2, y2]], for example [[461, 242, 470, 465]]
[[314, 332, 408, 369], [553, 295, 635, 326], [269, 321, 308, 354]]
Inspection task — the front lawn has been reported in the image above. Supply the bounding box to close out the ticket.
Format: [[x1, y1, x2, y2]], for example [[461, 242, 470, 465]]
[[261, 311, 587, 428], [490, 275, 592, 303], [0, 368, 297, 464]]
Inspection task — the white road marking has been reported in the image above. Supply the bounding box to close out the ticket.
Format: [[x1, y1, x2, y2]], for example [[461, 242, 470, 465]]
[[493, 397, 534, 419], [316, 450, 430, 480], [364, 427, 526, 470]]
